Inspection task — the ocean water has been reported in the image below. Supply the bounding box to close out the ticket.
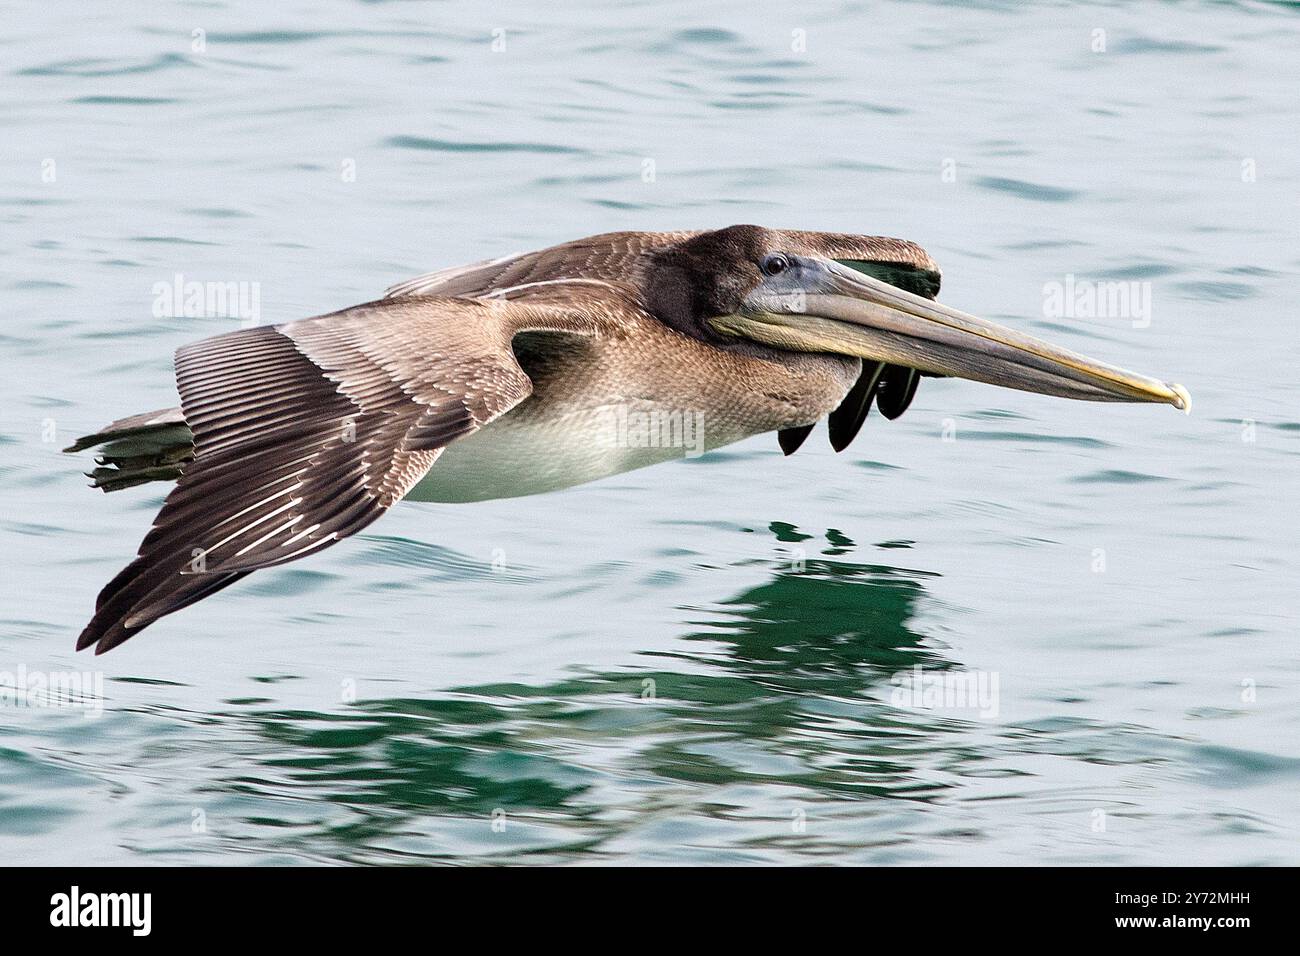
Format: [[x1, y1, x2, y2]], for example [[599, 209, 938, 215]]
[[1, 0, 1298, 865]]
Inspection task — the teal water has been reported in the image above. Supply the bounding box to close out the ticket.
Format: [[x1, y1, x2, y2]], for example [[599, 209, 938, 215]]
[[2, 1, 1298, 865]]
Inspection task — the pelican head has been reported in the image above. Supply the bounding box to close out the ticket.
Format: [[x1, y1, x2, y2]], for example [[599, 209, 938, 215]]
[[652, 224, 1189, 412]]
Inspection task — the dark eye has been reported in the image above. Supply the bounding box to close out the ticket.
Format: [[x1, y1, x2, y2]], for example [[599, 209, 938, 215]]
[[760, 253, 789, 276]]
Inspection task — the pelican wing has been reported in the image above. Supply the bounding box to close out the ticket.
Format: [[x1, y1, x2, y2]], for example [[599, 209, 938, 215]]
[[77, 296, 591, 653]]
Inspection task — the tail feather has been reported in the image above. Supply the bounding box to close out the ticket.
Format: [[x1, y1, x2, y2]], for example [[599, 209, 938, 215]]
[[64, 407, 194, 491]]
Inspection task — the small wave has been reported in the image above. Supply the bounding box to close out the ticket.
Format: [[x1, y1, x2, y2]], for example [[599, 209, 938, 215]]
[[384, 135, 581, 155], [1070, 468, 1171, 484], [974, 176, 1081, 203], [1174, 280, 1257, 301], [71, 95, 179, 106], [958, 430, 1112, 448], [17, 53, 193, 77]]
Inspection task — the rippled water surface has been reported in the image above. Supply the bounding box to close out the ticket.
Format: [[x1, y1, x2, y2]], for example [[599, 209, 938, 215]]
[[2, 1, 1298, 865]]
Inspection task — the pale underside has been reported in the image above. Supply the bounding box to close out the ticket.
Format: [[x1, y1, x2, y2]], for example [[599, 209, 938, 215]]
[[409, 322, 854, 503], [410, 392, 760, 503]]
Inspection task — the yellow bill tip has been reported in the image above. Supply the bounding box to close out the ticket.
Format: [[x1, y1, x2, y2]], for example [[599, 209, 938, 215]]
[[1168, 382, 1191, 414]]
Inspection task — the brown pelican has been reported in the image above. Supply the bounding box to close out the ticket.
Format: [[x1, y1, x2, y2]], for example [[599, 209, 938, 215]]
[[67, 225, 1189, 653]]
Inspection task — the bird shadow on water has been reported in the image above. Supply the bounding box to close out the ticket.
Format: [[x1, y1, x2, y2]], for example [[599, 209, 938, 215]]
[[203, 525, 982, 862]]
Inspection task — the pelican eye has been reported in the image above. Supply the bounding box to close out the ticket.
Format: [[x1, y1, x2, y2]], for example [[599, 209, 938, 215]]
[[760, 253, 790, 277]]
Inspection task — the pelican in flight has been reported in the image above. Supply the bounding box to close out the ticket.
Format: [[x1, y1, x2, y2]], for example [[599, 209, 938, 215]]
[[67, 225, 1189, 653]]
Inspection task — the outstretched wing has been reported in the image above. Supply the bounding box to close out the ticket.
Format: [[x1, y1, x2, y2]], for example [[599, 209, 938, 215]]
[[78, 295, 593, 654]]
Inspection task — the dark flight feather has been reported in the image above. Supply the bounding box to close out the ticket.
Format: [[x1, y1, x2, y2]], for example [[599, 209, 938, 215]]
[[827, 361, 887, 453], [874, 365, 921, 420], [777, 424, 815, 455]]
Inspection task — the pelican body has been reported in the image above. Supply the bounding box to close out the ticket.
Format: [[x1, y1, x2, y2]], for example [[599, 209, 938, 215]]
[[68, 225, 1189, 653]]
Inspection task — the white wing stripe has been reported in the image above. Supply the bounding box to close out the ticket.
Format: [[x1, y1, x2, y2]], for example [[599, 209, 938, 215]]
[[482, 277, 623, 299]]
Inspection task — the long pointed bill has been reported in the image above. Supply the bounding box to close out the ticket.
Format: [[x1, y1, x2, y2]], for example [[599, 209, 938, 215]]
[[712, 259, 1190, 412]]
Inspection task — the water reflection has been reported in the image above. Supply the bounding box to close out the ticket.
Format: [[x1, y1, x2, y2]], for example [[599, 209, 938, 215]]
[[218, 531, 963, 861], [672, 555, 948, 687]]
